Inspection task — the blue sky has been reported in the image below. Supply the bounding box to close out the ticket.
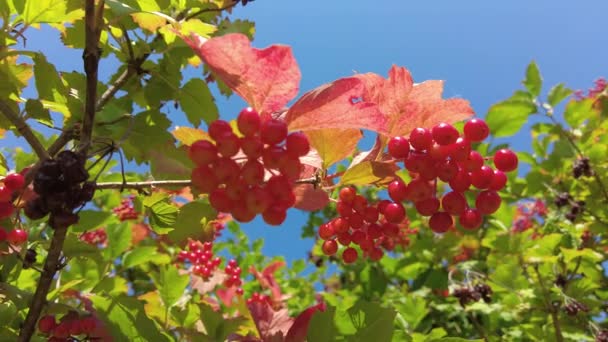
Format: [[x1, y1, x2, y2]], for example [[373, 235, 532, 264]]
[[6, 0, 608, 261]]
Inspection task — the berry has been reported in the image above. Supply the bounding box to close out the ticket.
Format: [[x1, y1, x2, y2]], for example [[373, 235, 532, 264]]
[[262, 145, 285, 170], [331, 217, 349, 234], [470, 165, 494, 189], [493, 149, 518, 172], [189, 140, 218, 166], [449, 168, 471, 192], [0, 201, 14, 219], [38, 315, 56, 334], [286, 132, 310, 157], [241, 160, 265, 186], [388, 136, 410, 159], [260, 119, 288, 145], [216, 133, 240, 157], [4, 173, 25, 191], [461, 151, 484, 172], [463, 118, 490, 142], [7, 229, 27, 245], [432, 123, 459, 146], [382, 202, 406, 223], [409, 127, 433, 150], [0, 186, 12, 202], [339, 187, 356, 204], [237, 107, 261, 137], [342, 247, 358, 264], [318, 223, 335, 240], [415, 197, 440, 216], [322, 239, 338, 255], [475, 190, 501, 214], [388, 178, 407, 202], [441, 191, 467, 216], [446, 137, 471, 161], [437, 159, 459, 182], [191, 166, 218, 194], [459, 208, 483, 229], [429, 212, 453, 233], [240, 136, 263, 159], [262, 205, 287, 226], [208, 120, 233, 141], [488, 169, 507, 191]]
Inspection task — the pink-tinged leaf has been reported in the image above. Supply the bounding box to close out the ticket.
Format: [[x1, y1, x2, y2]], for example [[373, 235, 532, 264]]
[[349, 134, 384, 168], [172, 126, 211, 146], [284, 302, 327, 342], [285, 77, 388, 134], [250, 261, 285, 305], [293, 184, 329, 211], [354, 65, 474, 136], [248, 301, 293, 341], [188, 269, 226, 295], [339, 160, 399, 186], [305, 128, 362, 169], [217, 286, 239, 307], [182, 33, 301, 118]]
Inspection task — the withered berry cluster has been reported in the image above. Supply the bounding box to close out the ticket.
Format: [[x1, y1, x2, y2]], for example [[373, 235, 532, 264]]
[[572, 157, 592, 179], [189, 107, 310, 225], [554, 192, 586, 222], [563, 300, 590, 316], [452, 283, 493, 307], [25, 151, 95, 229]]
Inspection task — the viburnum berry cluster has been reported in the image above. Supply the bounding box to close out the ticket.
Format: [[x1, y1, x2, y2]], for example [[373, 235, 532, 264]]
[[25, 151, 95, 229], [0, 171, 24, 219], [189, 107, 310, 225], [37, 312, 97, 340], [563, 299, 590, 316], [452, 283, 493, 307], [112, 195, 139, 221], [0, 225, 29, 246], [80, 228, 108, 245]]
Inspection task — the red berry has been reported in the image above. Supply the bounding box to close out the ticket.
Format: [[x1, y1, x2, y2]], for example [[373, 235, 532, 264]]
[[339, 187, 356, 204], [429, 212, 453, 233], [262, 145, 285, 170], [459, 208, 483, 229], [236, 288, 244, 296], [460, 151, 484, 172], [336, 202, 353, 217], [237, 107, 261, 137], [213, 158, 240, 184], [431, 123, 459, 146], [79, 316, 97, 335], [241, 160, 265, 186], [0, 202, 15, 220], [475, 190, 501, 214], [388, 178, 407, 202], [337, 232, 352, 246], [415, 197, 440, 216], [208, 120, 233, 141], [405, 151, 431, 174], [245, 186, 271, 214], [367, 223, 382, 239], [0, 186, 11, 202], [441, 191, 467, 216], [342, 247, 358, 264], [38, 315, 56, 334], [352, 195, 368, 213], [318, 223, 335, 240], [331, 217, 350, 234], [240, 136, 263, 159], [4, 173, 25, 191], [262, 205, 287, 226], [216, 133, 240, 157], [52, 322, 70, 338], [189, 140, 218, 166], [448, 168, 471, 192], [493, 149, 518, 172], [409, 127, 433, 150], [464, 118, 490, 142], [231, 203, 256, 223], [387, 136, 410, 159], [446, 137, 471, 161], [363, 206, 379, 223], [369, 247, 383, 261], [322, 239, 338, 255], [382, 202, 406, 223], [7, 229, 27, 245], [209, 188, 234, 212], [489, 169, 507, 191], [286, 132, 310, 157], [260, 119, 288, 145], [470, 165, 494, 189], [191, 166, 219, 193], [405, 178, 434, 202], [347, 213, 364, 229], [278, 153, 302, 180], [437, 159, 459, 182]]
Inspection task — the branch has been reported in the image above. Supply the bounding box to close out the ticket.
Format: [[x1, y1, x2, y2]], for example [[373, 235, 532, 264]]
[[79, 0, 104, 152], [533, 264, 564, 342], [0, 100, 49, 160], [17, 226, 68, 342], [95, 67, 135, 112], [95, 176, 320, 191]]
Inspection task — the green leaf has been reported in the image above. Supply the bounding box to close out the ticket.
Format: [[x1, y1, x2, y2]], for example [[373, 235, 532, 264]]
[[547, 83, 573, 106], [71, 210, 113, 233], [340, 161, 399, 186], [396, 295, 428, 331], [122, 110, 173, 164], [147, 202, 178, 234], [122, 246, 158, 268], [33, 54, 68, 114], [103, 223, 132, 261], [564, 98, 594, 128], [485, 96, 537, 137], [523, 61, 542, 97], [360, 265, 388, 298], [24, 99, 52, 126], [169, 200, 216, 243], [334, 300, 396, 341], [155, 265, 189, 308], [307, 306, 337, 342], [179, 78, 219, 126], [23, 0, 68, 24]]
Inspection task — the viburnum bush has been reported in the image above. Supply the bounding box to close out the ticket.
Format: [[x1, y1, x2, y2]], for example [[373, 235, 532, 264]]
[[0, 1, 606, 342]]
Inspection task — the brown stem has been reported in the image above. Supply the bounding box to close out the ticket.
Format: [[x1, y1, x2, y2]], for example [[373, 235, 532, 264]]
[[533, 264, 564, 342], [17, 226, 68, 342], [0, 100, 49, 160], [95, 67, 135, 112]]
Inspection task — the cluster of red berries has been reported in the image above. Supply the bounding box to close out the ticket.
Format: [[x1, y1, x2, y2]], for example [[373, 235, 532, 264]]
[[38, 313, 97, 340], [80, 228, 107, 245], [223, 259, 244, 294], [0, 226, 28, 246], [246, 292, 273, 306], [318, 186, 418, 264], [0, 172, 24, 219], [385, 119, 517, 233], [112, 195, 139, 221], [189, 107, 310, 225], [512, 199, 547, 233]]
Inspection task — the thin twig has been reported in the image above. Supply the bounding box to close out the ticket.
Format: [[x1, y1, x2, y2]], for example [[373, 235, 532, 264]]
[[0, 100, 49, 160], [184, 1, 240, 21], [533, 264, 564, 342], [95, 176, 320, 191]]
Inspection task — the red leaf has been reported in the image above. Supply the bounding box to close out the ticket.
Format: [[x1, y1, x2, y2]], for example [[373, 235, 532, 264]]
[[250, 261, 285, 306], [183, 33, 301, 119], [293, 184, 329, 211], [354, 65, 474, 136], [285, 77, 388, 134], [248, 301, 293, 341], [284, 302, 327, 342]]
